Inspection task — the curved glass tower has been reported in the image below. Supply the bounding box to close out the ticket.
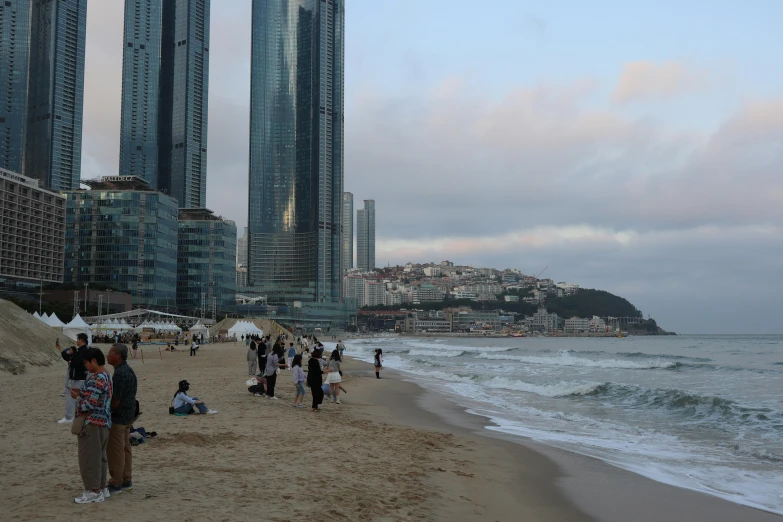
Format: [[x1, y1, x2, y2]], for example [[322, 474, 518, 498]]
[[247, 0, 344, 303]]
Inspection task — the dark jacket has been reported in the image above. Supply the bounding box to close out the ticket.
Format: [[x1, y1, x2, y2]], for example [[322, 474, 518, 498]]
[[111, 361, 138, 425], [307, 357, 323, 388], [63, 344, 89, 381]]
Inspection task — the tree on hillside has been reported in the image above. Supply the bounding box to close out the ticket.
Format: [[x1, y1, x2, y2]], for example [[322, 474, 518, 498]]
[[546, 289, 642, 318]]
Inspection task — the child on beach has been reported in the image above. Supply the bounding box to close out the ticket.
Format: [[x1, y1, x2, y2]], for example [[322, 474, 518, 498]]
[[291, 354, 306, 408], [374, 349, 383, 379]]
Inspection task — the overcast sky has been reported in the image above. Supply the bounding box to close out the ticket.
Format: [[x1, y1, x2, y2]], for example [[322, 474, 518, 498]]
[[81, 1, 783, 334]]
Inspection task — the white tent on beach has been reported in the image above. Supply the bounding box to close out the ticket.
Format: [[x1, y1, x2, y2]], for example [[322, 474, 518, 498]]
[[64, 314, 92, 344], [227, 321, 262, 338], [32, 311, 41, 320], [41, 312, 50, 322], [45, 313, 66, 328]]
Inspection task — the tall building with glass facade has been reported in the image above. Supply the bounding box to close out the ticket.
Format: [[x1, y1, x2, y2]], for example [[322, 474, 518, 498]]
[[247, 0, 344, 304], [63, 176, 178, 309], [158, 0, 210, 209], [176, 208, 236, 316], [341, 192, 353, 275], [0, 0, 31, 174], [119, 0, 163, 185], [356, 199, 375, 272], [24, 0, 87, 191]]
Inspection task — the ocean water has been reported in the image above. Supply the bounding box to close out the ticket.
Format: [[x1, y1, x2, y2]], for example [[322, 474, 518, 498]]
[[348, 335, 783, 515]]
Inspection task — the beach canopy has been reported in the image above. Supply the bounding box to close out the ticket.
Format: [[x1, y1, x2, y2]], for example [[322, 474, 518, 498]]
[[190, 321, 209, 334], [32, 311, 41, 320], [63, 314, 92, 344], [45, 313, 66, 328], [41, 312, 50, 321]]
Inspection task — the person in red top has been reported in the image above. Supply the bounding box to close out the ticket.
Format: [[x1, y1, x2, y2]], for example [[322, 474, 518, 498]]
[[72, 348, 113, 504]]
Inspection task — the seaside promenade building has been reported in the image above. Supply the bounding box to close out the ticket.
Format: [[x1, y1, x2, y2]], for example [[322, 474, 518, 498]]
[[176, 208, 237, 317], [356, 199, 375, 272], [0, 0, 31, 173], [119, 0, 211, 208], [0, 168, 65, 283], [247, 0, 345, 304], [24, 0, 87, 191], [63, 176, 178, 309]]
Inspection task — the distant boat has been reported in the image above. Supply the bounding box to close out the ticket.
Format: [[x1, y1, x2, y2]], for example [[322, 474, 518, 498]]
[[510, 331, 526, 338]]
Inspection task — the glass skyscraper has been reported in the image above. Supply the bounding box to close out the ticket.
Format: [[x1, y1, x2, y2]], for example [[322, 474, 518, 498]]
[[0, 0, 31, 174], [119, 0, 163, 186], [119, 0, 210, 209], [158, 0, 210, 209], [341, 192, 353, 274], [356, 199, 375, 272], [24, 0, 87, 191], [247, 0, 345, 303]]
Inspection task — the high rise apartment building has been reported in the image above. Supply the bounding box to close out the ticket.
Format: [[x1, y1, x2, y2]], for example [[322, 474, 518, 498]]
[[341, 192, 353, 274], [119, 0, 163, 185], [236, 226, 248, 266], [24, 0, 87, 191], [119, 0, 210, 209], [356, 199, 375, 272], [0, 168, 65, 283], [0, 0, 31, 174], [247, 0, 345, 303]]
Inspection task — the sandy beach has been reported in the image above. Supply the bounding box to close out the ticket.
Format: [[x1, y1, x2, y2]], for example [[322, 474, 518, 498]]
[[0, 342, 780, 521]]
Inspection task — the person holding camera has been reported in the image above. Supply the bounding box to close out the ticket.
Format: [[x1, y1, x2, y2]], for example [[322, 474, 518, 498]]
[[58, 333, 90, 424]]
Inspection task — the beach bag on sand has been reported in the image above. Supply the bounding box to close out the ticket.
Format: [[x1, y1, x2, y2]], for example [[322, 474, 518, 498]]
[[71, 415, 86, 435]]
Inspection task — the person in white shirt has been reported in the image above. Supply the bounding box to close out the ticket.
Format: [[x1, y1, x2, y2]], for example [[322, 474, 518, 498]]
[[190, 340, 198, 357], [171, 380, 217, 414]]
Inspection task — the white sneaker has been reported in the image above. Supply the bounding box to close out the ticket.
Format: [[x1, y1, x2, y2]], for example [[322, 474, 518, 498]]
[[268, 396, 278, 400], [74, 490, 104, 504], [57, 417, 73, 424], [206, 410, 218, 415], [102, 488, 110, 499], [253, 393, 264, 397], [336, 400, 341, 404]]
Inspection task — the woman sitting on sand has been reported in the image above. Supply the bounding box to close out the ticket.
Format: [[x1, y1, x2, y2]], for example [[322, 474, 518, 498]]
[[172, 380, 217, 415], [325, 349, 343, 404]]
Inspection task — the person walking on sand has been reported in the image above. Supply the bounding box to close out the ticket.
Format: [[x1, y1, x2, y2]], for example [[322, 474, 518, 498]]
[[73, 348, 113, 504], [374, 349, 383, 379], [131, 340, 138, 359], [58, 333, 90, 424], [337, 339, 345, 360], [190, 338, 198, 356], [247, 341, 258, 376], [307, 348, 325, 412], [291, 354, 306, 408], [106, 344, 137, 495]]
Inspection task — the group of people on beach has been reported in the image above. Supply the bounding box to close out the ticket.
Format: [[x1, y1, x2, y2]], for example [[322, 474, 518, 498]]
[[58, 334, 139, 504], [245, 334, 350, 412]]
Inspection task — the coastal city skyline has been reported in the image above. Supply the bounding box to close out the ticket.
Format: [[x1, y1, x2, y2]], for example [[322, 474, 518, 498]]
[[11, 0, 780, 334]]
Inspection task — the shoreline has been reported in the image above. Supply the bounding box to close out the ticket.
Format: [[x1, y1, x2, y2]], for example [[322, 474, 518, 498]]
[[353, 357, 782, 521]]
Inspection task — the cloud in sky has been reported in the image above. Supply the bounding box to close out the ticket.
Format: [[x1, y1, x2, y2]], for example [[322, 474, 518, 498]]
[[612, 61, 710, 103], [79, 2, 783, 334]]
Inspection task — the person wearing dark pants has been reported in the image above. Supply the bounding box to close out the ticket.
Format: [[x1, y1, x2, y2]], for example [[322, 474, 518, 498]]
[[106, 344, 137, 495], [307, 348, 325, 412], [264, 348, 285, 399]]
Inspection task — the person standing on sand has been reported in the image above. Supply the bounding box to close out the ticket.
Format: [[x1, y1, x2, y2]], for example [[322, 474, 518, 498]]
[[374, 349, 383, 379], [73, 347, 113, 504], [264, 346, 286, 399], [106, 344, 137, 495], [291, 354, 306, 408], [337, 339, 345, 360], [307, 348, 325, 412], [247, 341, 258, 376], [286, 342, 296, 370], [58, 333, 90, 424], [190, 338, 198, 356], [326, 349, 343, 404], [131, 340, 138, 359]]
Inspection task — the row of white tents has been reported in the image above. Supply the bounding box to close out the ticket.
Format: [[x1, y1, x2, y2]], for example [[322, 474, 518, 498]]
[[33, 311, 92, 342], [228, 320, 263, 337], [32, 312, 209, 339]]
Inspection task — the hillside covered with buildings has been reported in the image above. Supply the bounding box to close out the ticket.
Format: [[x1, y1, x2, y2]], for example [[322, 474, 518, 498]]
[[345, 261, 667, 335]]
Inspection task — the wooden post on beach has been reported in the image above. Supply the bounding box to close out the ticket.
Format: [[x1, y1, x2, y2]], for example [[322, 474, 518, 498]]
[[141, 349, 145, 364]]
